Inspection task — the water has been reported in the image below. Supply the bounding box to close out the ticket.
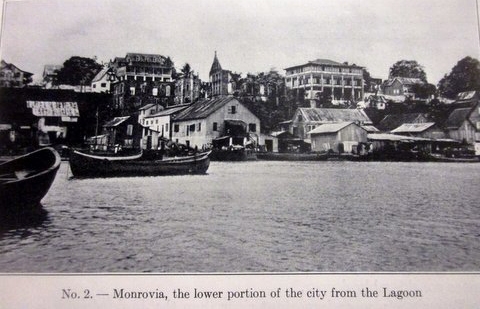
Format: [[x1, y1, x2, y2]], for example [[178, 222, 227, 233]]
[[0, 160, 479, 272]]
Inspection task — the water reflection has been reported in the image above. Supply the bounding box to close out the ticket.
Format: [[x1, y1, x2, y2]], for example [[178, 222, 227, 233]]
[[0, 206, 49, 236]]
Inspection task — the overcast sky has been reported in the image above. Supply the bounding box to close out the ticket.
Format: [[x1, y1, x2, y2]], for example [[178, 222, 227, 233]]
[[0, 0, 479, 84]]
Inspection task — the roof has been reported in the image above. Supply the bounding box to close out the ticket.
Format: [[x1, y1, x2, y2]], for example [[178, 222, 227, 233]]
[[444, 108, 472, 129], [378, 113, 428, 131], [91, 66, 110, 83], [297, 108, 372, 124], [103, 116, 130, 127], [285, 59, 362, 70], [367, 133, 430, 142], [390, 122, 436, 133], [308, 122, 357, 134], [0, 60, 33, 76], [138, 103, 157, 111], [209, 51, 223, 76], [455, 91, 478, 101], [384, 77, 424, 86], [174, 97, 242, 121], [145, 105, 188, 118], [361, 125, 380, 133]]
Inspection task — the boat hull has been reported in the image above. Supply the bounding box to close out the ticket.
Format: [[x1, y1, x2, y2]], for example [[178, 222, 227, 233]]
[[0, 147, 61, 214], [210, 148, 256, 161], [257, 152, 328, 161], [69, 150, 211, 178]]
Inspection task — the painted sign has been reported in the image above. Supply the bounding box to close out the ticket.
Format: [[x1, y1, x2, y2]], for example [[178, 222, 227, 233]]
[[26, 101, 80, 117]]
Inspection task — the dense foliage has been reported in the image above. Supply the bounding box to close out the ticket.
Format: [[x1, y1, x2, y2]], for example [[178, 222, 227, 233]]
[[389, 60, 427, 82], [438, 56, 480, 99], [55, 56, 103, 86]]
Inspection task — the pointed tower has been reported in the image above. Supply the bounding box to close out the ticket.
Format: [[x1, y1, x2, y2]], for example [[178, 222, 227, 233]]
[[209, 51, 222, 76]]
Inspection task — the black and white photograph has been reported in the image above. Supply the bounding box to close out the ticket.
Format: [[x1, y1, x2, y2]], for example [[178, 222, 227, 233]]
[[0, 0, 479, 307]]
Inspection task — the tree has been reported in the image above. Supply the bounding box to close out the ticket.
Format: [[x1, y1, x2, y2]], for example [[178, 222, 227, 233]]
[[389, 60, 427, 82], [411, 83, 437, 99], [181, 63, 191, 77], [437, 56, 480, 99], [55, 56, 103, 86]]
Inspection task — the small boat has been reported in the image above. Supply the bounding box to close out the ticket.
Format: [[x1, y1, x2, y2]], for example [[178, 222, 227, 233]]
[[424, 153, 480, 163], [69, 149, 211, 178], [256, 152, 328, 161], [0, 147, 61, 214]]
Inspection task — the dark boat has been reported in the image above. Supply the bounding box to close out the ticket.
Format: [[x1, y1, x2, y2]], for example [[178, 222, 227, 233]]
[[256, 152, 328, 161], [69, 149, 211, 178], [210, 146, 257, 161], [0, 147, 61, 214], [424, 153, 480, 163]]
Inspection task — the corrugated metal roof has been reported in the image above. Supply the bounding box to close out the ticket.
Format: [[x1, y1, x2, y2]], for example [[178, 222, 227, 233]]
[[308, 122, 354, 134], [378, 113, 428, 131], [298, 108, 372, 124], [444, 108, 472, 129], [361, 125, 380, 132], [384, 77, 424, 86], [146, 105, 188, 118], [91, 67, 110, 83], [174, 97, 240, 121], [103, 116, 130, 127], [391, 122, 436, 133], [367, 133, 430, 142]]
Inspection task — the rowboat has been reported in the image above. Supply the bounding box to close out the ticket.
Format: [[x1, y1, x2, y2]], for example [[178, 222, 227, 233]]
[[0, 147, 61, 214], [69, 149, 211, 178]]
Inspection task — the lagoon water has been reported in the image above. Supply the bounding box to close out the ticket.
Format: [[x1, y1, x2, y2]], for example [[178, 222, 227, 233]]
[[0, 160, 479, 272]]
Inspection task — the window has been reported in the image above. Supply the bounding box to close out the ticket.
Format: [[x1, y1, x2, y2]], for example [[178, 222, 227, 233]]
[[213, 122, 218, 131], [174, 124, 179, 132], [197, 123, 201, 132], [152, 88, 158, 96], [228, 105, 237, 114], [101, 83, 107, 87], [166, 123, 169, 132], [126, 124, 133, 136], [249, 123, 256, 132], [130, 87, 135, 95], [93, 84, 97, 88], [189, 124, 196, 132]]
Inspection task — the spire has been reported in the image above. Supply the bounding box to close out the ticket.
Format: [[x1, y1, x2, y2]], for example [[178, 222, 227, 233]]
[[209, 51, 222, 76]]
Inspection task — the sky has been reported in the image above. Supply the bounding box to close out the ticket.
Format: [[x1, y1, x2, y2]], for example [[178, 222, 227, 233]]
[[0, 0, 479, 84]]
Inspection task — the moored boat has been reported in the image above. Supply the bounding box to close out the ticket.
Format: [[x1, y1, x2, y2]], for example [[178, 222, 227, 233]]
[[257, 152, 328, 161], [0, 147, 61, 214], [69, 149, 211, 178]]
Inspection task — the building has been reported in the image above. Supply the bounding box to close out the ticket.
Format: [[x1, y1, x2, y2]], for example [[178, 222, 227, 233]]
[[382, 77, 424, 99], [141, 105, 188, 140], [444, 103, 480, 144], [42, 65, 62, 89], [0, 60, 33, 88], [209, 52, 235, 97], [377, 113, 430, 132], [309, 122, 368, 153], [110, 53, 175, 111], [284, 59, 364, 102], [174, 72, 202, 104], [91, 66, 117, 93], [390, 122, 445, 139], [290, 107, 372, 140], [171, 97, 260, 149]]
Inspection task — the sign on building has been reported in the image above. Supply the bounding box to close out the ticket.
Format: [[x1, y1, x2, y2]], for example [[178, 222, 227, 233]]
[[26, 101, 80, 118]]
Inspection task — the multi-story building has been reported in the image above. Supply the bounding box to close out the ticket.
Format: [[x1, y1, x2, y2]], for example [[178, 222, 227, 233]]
[[382, 77, 424, 99], [284, 59, 364, 102], [174, 72, 202, 104], [0, 60, 33, 88], [110, 53, 175, 112], [42, 64, 62, 89], [209, 52, 235, 97]]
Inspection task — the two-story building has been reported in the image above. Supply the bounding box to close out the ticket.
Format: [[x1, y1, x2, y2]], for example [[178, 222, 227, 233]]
[[171, 97, 260, 149], [382, 77, 424, 99], [0, 60, 33, 88], [91, 66, 117, 93], [284, 59, 364, 102]]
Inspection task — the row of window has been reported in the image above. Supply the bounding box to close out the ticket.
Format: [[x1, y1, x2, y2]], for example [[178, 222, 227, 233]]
[[172, 122, 257, 133], [287, 66, 362, 75]]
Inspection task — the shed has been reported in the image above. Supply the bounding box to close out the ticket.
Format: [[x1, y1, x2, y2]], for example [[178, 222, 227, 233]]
[[309, 122, 368, 153]]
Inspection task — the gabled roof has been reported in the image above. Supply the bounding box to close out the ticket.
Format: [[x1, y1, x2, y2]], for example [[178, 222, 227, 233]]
[[145, 105, 188, 118], [378, 113, 428, 131], [455, 91, 478, 101], [383, 77, 424, 86], [390, 122, 436, 133], [367, 133, 430, 142], [361, 125, 380, 133], [296, 108, 372, 124], [0, 60, 33, 76], [103, 116, 130, 127], [308, 122, 358, 134], [444, 108, 472, 129], [174, 97, 242, 121], [138, 103, 157, 111], [91, 66, 110, 83]]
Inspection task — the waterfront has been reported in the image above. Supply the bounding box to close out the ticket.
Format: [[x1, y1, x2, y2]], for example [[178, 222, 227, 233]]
[[0, 160, 479, 272]]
